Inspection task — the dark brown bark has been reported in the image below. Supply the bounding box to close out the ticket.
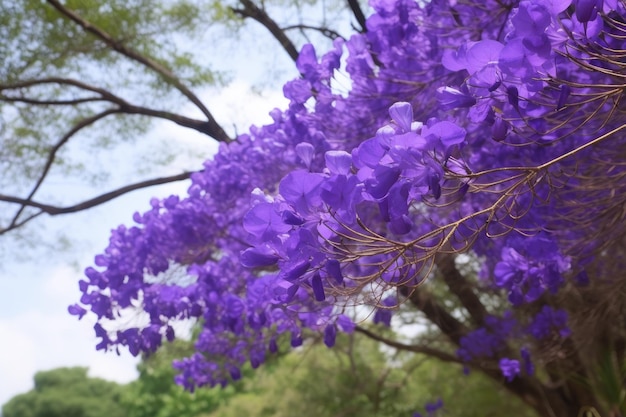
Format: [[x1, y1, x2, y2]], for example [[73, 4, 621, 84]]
[[436, 254, 488, 327], [232, 0, 300, 62], [354, 325, 463, 364], [399, 285, 468, 345], [282, 24, 345, 41], [346, 0, 367, 33], [0, 171, 193, 234]]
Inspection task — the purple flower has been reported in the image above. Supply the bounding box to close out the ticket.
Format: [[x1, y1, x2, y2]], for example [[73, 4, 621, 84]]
[[295, 142, 315, 169], [240, 245, 279, 268], [499, 358, 521, 382], [324, 150, 353, 175], [414, 398, 444, 417], [279, 170, 324, 214], [323, 324, 337, 347], [528, 306, 571, 339], [575, 0, 603, 22], [373, 296, 397, 326], [68, 304, 87, 320], [422, 120, 467, 149], [244, 202, 291, 242], [436, 86, 476, 110], [389, 102, 414, 132]]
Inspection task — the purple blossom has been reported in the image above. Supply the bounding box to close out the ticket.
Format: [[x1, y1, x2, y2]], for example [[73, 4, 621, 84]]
[[499, 358, 521, 382], [68, 304, 87, 320], [373, 295, 397, 327], [493, 236, 570, 305], [528, 306, 571, 339], [457, 313, 519, 362], [575, 0, 603, 22]]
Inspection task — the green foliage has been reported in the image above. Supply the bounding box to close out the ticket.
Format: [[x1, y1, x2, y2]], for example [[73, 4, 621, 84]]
[[1, 367, 127, 417], [0, 0, 218, 84], [122, 339, 246, 417], [2, 335, 539, 417], [204, 331, 538, 417], [582, 350, 626, 417]]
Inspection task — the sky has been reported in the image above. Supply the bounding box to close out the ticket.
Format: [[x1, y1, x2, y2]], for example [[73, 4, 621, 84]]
[[0, 80, 289, 407]]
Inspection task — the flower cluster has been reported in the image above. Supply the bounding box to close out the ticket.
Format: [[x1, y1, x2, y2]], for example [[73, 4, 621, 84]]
[[457, 313, 519, 362], [72, 0, 626, 391]]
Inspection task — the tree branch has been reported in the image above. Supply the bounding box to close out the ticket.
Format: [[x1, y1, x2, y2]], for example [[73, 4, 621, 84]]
[[45, 0, 231, 143], [8, 108, 123, 229], [1, 77, 124, 102], [231, 0, 300, 62], [2, 76, 224, 231], [1, 77, 225, 137], [346, 0, 368, 33], [0, 95, 105, 106], [354, 325, 463, 364], [397, 285, 569, 416], [119, 104, 225, 135], [0, 171, 193, 234], [399, 286, 468, 345], [282, 24, 345, 41], [437, 254, 489, 327]]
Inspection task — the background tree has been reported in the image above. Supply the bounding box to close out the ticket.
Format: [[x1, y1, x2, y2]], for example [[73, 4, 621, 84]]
[[2, 331, 536, 417], [1, 367, 128, 417], [0, 0, 366, 241], [122, 338, 247, 417], [206, 330, 537, 417]]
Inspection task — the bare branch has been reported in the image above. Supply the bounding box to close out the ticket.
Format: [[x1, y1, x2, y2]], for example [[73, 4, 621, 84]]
[[231, 0, 300, 62], [2, 75, 224, 231], [354, 325, 463, 364], [119, 104, 225, 135], [8, 108, 123, 229], [346, 0, 367, 33], [45, 0, 231, 143], [0, 171, 193, 234], [282, 24, 345, 41], [1, 77, 123, 102], [1, 77, 225, 136], [0, 95, 105, 106]]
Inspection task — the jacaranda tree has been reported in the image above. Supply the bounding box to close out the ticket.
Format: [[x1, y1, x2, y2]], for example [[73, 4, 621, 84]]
[[70, 1, 626, 416]]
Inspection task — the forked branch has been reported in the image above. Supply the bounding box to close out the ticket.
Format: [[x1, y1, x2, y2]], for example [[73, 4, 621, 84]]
[[354, 325, 462, 363], [45, 0, 231, 143], [0, 171, 194, 234], [231, 0, 300, 62]]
